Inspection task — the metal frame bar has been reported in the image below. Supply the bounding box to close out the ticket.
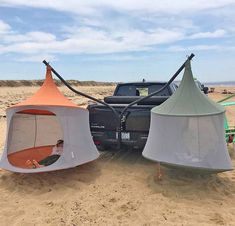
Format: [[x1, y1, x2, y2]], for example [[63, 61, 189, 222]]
[[43, 53, 194, 149]]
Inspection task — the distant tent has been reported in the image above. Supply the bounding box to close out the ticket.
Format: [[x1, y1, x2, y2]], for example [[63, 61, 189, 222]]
[[0, 66, 99, 173], [143, 60, 233, 173]]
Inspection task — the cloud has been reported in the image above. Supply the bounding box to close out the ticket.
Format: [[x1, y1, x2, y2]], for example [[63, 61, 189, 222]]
[[0, 26, 185, 55], [2, 31, 56, 43], [189, 29, 226, 39], [0, 20, 11, 33], [0, 20, 232, 61], [15, 53, 57, 62], [168, 45, 220, 52], [1, 1, 235, 15], [0, 1, 235, 63], [78, 54, 151, 62]]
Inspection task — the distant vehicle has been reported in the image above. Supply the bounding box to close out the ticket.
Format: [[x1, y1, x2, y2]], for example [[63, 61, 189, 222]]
[[87, 81, 178, 150], [194, 79, 209, 94]]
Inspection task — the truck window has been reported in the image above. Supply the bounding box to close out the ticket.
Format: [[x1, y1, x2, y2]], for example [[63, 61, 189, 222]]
[[136, 87, 148, 96], [116, 85, 136, 96], [115, 84, 171, 96], [148, 85, 170, 96]]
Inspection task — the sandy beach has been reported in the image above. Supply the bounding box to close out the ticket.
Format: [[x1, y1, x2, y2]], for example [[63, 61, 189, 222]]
[[0, 85, 235, 226]]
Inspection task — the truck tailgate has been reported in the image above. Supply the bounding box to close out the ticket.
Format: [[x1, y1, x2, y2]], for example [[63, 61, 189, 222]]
[[88, 105, 152, 132]]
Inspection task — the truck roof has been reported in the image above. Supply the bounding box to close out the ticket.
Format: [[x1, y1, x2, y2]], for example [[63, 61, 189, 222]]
[[116, 81, 176, 85]]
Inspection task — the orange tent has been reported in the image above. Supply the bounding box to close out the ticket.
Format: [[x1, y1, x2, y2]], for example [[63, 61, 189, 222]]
[[0, 66, 99, 173]]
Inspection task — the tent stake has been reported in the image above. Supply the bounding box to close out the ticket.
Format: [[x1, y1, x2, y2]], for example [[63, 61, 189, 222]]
[[156, 162, 163, 181]]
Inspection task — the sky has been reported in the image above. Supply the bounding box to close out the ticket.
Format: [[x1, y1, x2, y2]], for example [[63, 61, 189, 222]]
[[0, 1, 235, 82]]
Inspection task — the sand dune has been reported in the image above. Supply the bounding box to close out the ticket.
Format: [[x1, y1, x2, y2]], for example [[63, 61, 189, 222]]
[[0, 85, 235, 225], [0, 80, 115, 87]]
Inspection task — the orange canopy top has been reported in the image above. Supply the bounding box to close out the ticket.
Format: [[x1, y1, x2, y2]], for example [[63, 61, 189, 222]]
[[10, 66, 79, 110]]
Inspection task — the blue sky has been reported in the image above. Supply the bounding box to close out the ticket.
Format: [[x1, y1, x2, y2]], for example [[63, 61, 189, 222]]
[[0, 1, 235, 82]]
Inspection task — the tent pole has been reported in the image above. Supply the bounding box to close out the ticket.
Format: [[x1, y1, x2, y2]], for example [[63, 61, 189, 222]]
[[42, 60, 122, 149], [118, 53, 195, 147]]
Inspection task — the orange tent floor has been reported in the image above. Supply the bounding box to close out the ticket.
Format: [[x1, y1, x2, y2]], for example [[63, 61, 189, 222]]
[[8, 145, 53, 169]]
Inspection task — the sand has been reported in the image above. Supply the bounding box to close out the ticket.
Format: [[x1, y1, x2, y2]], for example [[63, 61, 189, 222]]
[[0, 85, 235, 226]]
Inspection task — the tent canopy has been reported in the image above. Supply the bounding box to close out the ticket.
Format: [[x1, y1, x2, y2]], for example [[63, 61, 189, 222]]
[[10, 66, 78, 111], [153, 60, 225, 116]]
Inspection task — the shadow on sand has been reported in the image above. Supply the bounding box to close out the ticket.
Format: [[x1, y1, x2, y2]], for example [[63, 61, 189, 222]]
[[0, 160, 101, 195], [147, 166, 235, 199]]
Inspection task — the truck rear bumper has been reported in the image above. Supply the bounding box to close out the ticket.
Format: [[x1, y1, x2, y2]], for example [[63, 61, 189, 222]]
[[91, 131, 148, 150]]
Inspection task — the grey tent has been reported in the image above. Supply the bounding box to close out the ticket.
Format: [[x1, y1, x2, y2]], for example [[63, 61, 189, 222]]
[[142, 60, 233, 172]]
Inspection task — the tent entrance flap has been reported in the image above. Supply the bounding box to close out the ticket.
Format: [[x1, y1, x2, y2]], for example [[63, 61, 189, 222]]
[[7, 111, 63, 168]]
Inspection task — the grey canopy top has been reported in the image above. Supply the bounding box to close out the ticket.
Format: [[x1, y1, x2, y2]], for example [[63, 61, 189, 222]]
[[152, 60, 225, 116]]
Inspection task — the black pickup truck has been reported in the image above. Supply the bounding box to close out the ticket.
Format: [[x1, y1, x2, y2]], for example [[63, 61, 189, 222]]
[[87, 82, 178, 150]]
